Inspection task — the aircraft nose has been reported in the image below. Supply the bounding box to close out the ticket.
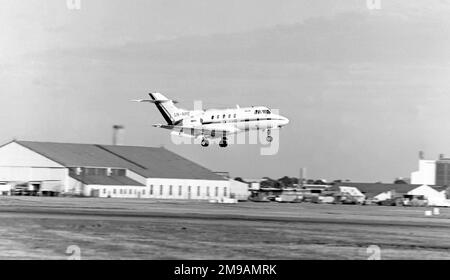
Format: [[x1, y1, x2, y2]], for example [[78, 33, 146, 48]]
[[279, 116, 289, 126]]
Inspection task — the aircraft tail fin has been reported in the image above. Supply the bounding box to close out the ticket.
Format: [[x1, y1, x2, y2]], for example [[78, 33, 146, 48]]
[[132, 92, 186, 125]]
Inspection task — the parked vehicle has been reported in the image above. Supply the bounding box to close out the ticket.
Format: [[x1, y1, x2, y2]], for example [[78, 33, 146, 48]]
[[333, 193, 364, 205], [248, 191, 271, 202], [302, 193, 320, 203], [363, 198, 377, 205], [377, 197, 404, 206], [318, 196, 335, 204], [403, 195, 428, 207], [275, 193, 302, 203]]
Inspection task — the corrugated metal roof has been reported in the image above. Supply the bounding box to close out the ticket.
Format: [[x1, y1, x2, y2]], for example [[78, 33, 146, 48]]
[[17, 141, 131, 168], [99, 145, 225, 180], [70, 174, 144, 186], [16, 141, 225, 181]]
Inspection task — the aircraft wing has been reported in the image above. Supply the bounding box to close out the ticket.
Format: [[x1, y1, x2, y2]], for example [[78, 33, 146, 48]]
[[153, 124, 240, 138]]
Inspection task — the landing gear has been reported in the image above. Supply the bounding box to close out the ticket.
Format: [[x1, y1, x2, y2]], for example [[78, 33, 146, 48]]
[[201, 138, 209, 147], [266, 129, 273, 142], [219, 137, 228, 148]]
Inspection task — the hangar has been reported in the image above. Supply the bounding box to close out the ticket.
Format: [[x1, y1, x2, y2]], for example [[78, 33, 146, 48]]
[[0, 140, 230, 200]]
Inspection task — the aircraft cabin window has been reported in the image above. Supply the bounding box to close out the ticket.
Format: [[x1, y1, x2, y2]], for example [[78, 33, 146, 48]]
[[217, 115, 219, 119], [223, 114, 226, 118], [228, 114, 231, 118], [234, 114, 236, 118], [211, 116, 214, 119]]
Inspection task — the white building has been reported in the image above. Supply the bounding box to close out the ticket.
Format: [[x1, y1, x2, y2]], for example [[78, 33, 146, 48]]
[[407, 185, 450, 207], [411, 160, 436, 185], [410, 153, 450, 187], [373, 190, 395, 202], [243, 179, 264, 190], [0, 183, 12, 195], [0, 140, 230, 200], [229, 179, 250, 201], [337, 186, 365, 199]]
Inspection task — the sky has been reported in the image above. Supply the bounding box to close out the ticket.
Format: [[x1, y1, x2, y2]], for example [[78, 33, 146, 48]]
[[1, 0, 450, 182]]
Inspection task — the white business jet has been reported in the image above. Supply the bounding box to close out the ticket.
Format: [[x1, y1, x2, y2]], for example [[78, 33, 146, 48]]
[[132, 93, 289, 147]]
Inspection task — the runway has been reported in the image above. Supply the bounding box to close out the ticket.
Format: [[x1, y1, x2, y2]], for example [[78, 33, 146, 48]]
[[0, 197, 449, 259]]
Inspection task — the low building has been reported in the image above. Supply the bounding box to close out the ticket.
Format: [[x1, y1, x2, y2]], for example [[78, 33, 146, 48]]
[[335, 186, 365, 200], [243, 179, 263, 191], [302, 184, 329, 193], [407, 185, 450, 207], [336, 182, 418, 201], [0, 140, 230, 200], [249, 187, 282, 202], [229, 179, 250, 201]]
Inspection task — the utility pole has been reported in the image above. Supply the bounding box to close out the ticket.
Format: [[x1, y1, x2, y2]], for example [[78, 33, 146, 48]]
[[299, 167, 306, 189]]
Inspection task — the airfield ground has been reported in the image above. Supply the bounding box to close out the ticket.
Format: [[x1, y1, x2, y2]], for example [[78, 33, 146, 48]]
[[0, 196, 449, 259]]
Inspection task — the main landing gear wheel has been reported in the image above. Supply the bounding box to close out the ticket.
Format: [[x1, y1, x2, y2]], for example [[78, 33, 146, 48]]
[[219, 137, 228, 148], [201, 138, 209, 147]]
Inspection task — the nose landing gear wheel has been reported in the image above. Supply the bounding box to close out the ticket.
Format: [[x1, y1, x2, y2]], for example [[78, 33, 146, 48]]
[[201, 139, 209, 147], [266, 129, 273, 142]]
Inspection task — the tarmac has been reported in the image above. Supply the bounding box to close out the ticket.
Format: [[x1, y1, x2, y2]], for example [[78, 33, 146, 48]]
[[0, 197, 449, 259]]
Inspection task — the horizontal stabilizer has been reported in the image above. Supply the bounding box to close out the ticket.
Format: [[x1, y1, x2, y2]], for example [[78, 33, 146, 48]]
[[131, 99, 178, 104], [152, 124, 171, 128]]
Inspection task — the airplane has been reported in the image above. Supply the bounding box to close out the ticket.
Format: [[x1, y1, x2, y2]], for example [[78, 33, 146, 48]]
[[132, 93, 289, 147]]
